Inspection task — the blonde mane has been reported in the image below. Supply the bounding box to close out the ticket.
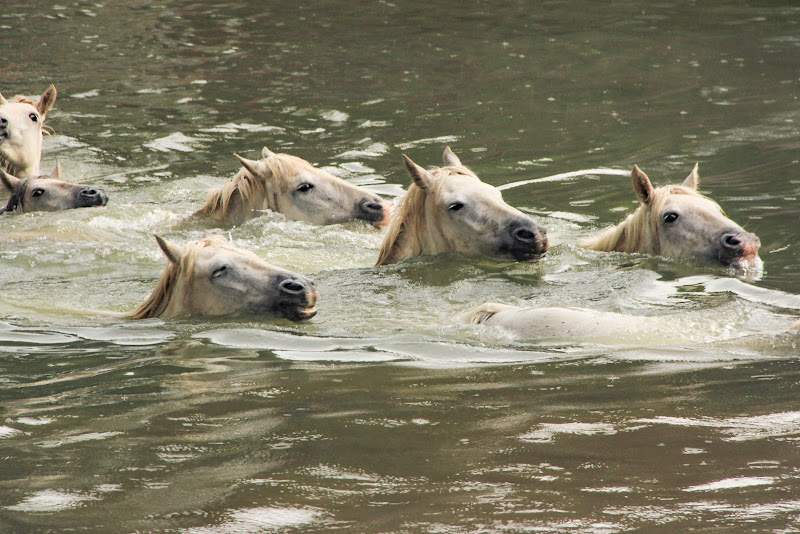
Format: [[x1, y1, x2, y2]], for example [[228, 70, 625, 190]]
[[583, 185, 704, 254], [130, 236, 228, 319], [376, 165, 475, 266], [197, 154, 317, 221]]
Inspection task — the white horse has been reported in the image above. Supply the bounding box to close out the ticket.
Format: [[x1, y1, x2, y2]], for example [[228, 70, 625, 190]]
[[582, 164, 761, 272], [460, 302, 754, 344], [196, 147, 391, 227], [131, 234, 319, 321], [0, 165, 108, 213], [0, 85, 57, 178], [376, 147, 548, 265]]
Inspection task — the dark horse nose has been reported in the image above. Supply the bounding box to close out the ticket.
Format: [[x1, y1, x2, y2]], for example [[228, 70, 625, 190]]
[[503, 220, 548, 261], [362, 200, 384, 214], [512, 223, 548, 254], [357, 196, 390, 227], [79, 186, 108, 206]]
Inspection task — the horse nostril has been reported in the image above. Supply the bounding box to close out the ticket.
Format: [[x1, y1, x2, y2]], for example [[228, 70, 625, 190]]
[[723, 234, 742, 248], [81, 188, 98, 197], [513, 227, 536, 243], [279, 278, 307, 295], [363, 200, 384, 213]]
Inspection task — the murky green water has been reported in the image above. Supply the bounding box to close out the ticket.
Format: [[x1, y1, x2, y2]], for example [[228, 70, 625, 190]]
[[2, 1, 800, 532]]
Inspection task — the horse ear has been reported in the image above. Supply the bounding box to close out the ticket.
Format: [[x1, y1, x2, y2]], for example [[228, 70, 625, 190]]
[[37, 85, 57, 116], [0, 91, 7, 106], [0, 169, 21, 192], [235, 153, 267, 178], [154, 234, 183, 265], [402, 154, 433, 191], [52, 161, 62, 180], [632, 165, 655, 205], [261, 147, 277, 159], [442, 146, 462, 167], [682, 163, 699, 190]]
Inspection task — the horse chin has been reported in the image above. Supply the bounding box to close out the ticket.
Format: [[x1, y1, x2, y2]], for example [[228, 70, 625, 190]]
[[501, 245, 548, 262], [277, 304, 318, 322]]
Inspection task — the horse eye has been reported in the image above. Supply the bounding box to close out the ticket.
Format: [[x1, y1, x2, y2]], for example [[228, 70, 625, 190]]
[[663, 212, 679, 224], [29, 113, 38, 123], [31, 188, 45, 197], [212, 265, 228, 278], [449, 202, 464, 212], [297, 183, 314, 193]]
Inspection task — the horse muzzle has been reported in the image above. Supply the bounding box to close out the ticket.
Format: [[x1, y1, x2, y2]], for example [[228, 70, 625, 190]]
[[276, 276, 319, 321], [715, 229, 761, 268], [79, 186, 109, 207], [502, 222, 549, 261], [356, 197, 392, 228]]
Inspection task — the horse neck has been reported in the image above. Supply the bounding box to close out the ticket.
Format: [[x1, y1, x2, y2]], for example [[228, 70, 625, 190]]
[[586, 203, 660, 255], [0, 154, 39, 179]]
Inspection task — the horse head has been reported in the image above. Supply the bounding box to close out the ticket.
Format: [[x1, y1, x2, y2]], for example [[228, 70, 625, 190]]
[[633, 164, 761, 271], [131, 234, 319, 321], [0, 85, 57, 178], [234, 147, 391, 227], [0, 164, 108, 214], [376, 147, 548, 265]]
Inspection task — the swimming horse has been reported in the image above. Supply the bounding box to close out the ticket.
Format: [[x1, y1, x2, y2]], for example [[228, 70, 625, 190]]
[[0, 85, 57, 178], [131, 234, 319, 321], [375, 147, 548, 266], [196, 147, 391, 227], [582, 164, 761, 272], [0, 165, 108, 213]]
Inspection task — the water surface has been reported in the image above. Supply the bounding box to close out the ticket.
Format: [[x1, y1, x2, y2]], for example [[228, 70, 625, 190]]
[[1, 1, 799, 532]]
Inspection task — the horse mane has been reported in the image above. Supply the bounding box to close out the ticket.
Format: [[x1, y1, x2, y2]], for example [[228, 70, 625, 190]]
[[458, 302, 511, 325], [197, 153, 317, 221], [375, 165, 476, 266], [0, 178, 29, 214], [130, 236, 227, 319], [583, 185, 700, 254]]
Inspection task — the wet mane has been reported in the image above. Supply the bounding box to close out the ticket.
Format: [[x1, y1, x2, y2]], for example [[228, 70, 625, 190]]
[[0, 177, 30, 214], [583, 185, 705, 254], [376, 165, 475, 265], [130, 236, 229, 319], [198, 153, 318, 221]]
